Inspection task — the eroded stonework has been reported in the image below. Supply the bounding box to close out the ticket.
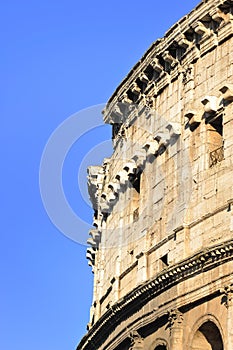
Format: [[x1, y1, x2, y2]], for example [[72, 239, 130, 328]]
[[77, 0, 233, 349]]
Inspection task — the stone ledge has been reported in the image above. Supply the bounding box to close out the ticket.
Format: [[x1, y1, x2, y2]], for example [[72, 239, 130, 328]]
[[77, 238, 233, 350]]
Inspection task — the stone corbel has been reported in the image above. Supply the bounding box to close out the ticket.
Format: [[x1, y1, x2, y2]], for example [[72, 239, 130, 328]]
[[139, 72, 149, 83], [154, 131, 170, 149], [119, 92, 133, 105], [219, 84, 233, 101], [166, 122, 181, 138], [101, 190, 117, 205], [215, 2, 233, 43], [108, 181, 120, 193], [115, 170, 129, 184], [151, 57, 164, 74], [201, 95, 219, 114], [209, 7, 229, 23], [162, 50, 178, 67], [131, 82, 141, 96], [89, 229, 101, 244], [100, 192, 107, 200], [192, 21, 211, 36], [217, 1, 233, 21], [86, 247, 96, 263], [107, 191, 118, 203], [123, 160, 137, 175], [184, 110, 202, 125], [92, 219, 100, 228], [87, 237, 98, 249], [177, 33, 192, 49], [132, 149, 147, 168], [142, 140, 159, 155]]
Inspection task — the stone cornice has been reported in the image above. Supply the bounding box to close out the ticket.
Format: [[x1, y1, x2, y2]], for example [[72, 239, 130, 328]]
[[103, 274, 232, 350], [77, 238, 233, 350], [103, 0, 233, 124]]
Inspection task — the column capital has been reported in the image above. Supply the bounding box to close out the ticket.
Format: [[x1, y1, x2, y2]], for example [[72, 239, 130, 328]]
[[129, 330, 144, 350], [220, 284, 233, 308], [168, 309, 184, 330]]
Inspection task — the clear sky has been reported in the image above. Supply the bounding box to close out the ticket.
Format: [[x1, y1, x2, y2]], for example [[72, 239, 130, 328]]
[[1, 1, 200, 349]]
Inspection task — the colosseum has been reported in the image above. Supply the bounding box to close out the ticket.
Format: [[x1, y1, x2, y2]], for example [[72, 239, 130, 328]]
[[77, 0, 233, 349]]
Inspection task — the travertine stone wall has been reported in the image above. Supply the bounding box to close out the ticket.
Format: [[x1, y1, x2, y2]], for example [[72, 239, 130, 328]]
[[78, 0, 233, 349]]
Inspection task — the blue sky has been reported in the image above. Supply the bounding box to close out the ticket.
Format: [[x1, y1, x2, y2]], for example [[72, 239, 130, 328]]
[[1, 1, 200, 349]]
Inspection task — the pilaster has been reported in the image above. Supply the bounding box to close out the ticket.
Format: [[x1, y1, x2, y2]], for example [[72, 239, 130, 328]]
[[168, 309, 184, 350]]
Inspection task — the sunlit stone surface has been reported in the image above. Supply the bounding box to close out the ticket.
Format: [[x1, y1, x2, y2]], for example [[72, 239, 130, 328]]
[[77, 0, 233, 349]]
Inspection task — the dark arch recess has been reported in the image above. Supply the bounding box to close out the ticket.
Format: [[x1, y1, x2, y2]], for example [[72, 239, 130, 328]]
[[191, 321, 224, 350], [154, 345, 167, 350]]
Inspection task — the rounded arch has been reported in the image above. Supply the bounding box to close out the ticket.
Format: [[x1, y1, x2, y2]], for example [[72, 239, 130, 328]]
[[150, 338, 169, 350], [154, 346, 167, 350], [190, 316, 224, 350]]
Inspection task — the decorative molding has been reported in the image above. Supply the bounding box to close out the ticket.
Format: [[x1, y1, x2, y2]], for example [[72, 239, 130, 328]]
[[77, 238, 233, 350], [103, 0, 233, 124]]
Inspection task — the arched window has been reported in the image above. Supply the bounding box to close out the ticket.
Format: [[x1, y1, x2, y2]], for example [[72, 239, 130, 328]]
[[191, 321, 224, 350]]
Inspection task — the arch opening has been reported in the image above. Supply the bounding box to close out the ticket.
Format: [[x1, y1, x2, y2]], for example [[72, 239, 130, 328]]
[[191, 321, 223, 350], [154, 346, 167, 350]]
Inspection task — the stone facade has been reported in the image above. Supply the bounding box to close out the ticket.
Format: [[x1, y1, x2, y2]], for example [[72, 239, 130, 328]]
[[77, 0, 233, 349]]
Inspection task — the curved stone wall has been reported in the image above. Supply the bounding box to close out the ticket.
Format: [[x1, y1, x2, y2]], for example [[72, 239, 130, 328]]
[[78, 0, 233, 349]]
